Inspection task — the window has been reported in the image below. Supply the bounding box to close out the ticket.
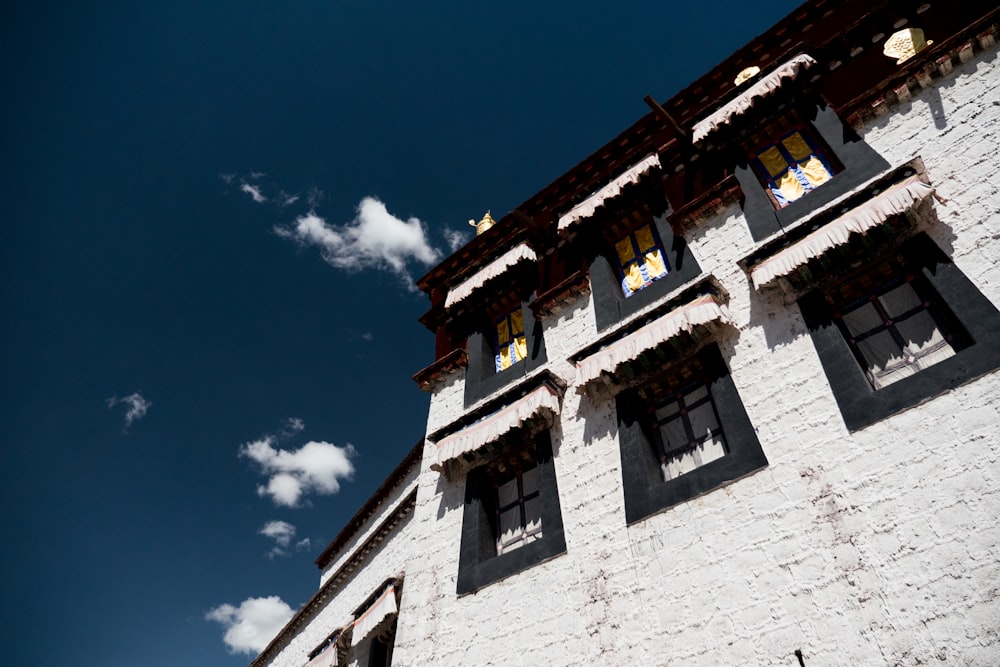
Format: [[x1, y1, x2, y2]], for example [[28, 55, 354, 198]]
[[614, 223, 669, 297], [590, 213, 702, 331], [832, 274, 966, 390], [368, 635, 394, 667], [733, 105, 890, 242], [651, 383, 728, 482], [457, 431, 566, 594], [750, 127, 835, 208], [494, 307, 527, 372], [464, 299, 547, 407], [800, 233, 1000, 431], [494, 466, 542, 554], [616, 344, 767, 524]]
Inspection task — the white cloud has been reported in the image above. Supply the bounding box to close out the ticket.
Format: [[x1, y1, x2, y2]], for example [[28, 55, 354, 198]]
[[241, 437, 355, 507], [106, 392, 151, 431], [219, 172, 236, 185], [360, 332, 374, 342], [443, 227, 470, 251], [241, 183, 267, 203], [259, 520, 297, 558], [282, 417, 305, 437], [275, 197, 441, 286], [206, 596, 294, 656], [295, 537, 311, 551]]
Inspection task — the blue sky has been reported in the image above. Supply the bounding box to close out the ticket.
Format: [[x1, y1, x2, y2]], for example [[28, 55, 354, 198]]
[[1, 1, 802, 664]]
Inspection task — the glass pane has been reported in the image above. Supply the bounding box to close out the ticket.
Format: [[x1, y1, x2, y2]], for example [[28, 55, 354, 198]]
[[842, 301, 883, 336], [498, 507, 522, 550], [896, 311, 955, 370], [696, 434, 727, 466], [523, 496, 542, 536], [521, 467, 540, 496], [496, 478, 519, 508], [684, 385, 709, 405], [659, 417, 688, 455], [687, 402, 720, 444], [878, 282, 921, 318], [668, 447, 699, 477], [857, 329, 904, 376], [655, 400, 680, 421]]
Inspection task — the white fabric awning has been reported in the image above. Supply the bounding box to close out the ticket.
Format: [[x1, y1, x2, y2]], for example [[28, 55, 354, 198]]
[[750, 176, 936, 288], [692, 54, 816, 143], [435, 384, 561, 466], [575, 294, 730, 389], [557, 154, 662, 231], [305, 641, 339, 667], [444, 242, 537, 309], [351, 585, 398, 647]]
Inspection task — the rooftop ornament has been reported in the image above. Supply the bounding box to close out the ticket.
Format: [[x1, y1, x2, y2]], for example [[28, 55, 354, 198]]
[[734, 66, 761, 86], [469, 210, 496, 236], [883, 28, 932, 64]]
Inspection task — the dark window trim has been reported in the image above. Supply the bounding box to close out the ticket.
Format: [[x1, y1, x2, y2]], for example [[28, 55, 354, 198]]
[[616, 344, 767, 524], [457, 431, 566, 595], [799, 233, 1000, 431], [736, 104, 891, 241], [465, 297, 548, 407], [591, 212, 702, 330]]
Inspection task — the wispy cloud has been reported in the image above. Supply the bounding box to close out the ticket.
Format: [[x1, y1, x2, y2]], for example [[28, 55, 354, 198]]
[[275, 197, 440, 287], [443, 227, 470, 252], [259, 520, 298, 558], [295, 537, 311, 551], [240, 183, 267, 203], [241, 436, 355, 507], [106, 392, 151, 431], [206, 596, 294, 655]]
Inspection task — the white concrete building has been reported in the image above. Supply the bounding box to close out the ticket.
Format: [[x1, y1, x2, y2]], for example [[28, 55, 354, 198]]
[[254, 2, 1000, 665]]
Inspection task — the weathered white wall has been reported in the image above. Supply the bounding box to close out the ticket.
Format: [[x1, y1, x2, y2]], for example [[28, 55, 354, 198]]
[[265, 469, 419, 667], [392, 47, 1000, 666], [260, 46, 1000, 667]]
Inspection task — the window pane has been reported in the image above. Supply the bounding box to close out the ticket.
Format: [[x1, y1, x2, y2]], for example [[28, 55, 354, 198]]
[[498, 507, 522, 551], [842, 301, 883, 336], [521, 467, 540, 496], [655, 401, 679, 421], [658, 416, 688, 455], [781, 132, 813, 161], [695, 435, 727, 466], [523, 496, 542, 536], [687, 402, 720, 444], [799, 156, 832, 187], [496, 478, 519, 507], [878, 282, 921, 318], [857, 329, 904, 375], [615, 237, 636, 263], [684, 385, 709, 405], [895, 311, 955, 369], [758, 146, 789, 177]]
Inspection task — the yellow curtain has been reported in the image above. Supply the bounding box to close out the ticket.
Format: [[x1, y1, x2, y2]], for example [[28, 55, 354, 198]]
[[643, 248, 668, 279], [799, 156, 832, 187], [776, 170, 805, 202], [781, 132, 813, 161], [615, 237, 636, 264], [757, 145, 789, 178]]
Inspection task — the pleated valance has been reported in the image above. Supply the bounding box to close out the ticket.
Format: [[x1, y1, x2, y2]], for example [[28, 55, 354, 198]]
[[445, 243, 537, 309], [557, 154, 662, 231], [351, 585, 397, 647], [434, 384, 561, 467], [692, 54, 816, 143], [750, 176, 935, 288], [575, 294, 730, 389]]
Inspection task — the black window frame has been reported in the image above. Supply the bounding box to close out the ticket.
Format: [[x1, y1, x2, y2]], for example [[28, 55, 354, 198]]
[[457, 430, 566, 595], [616, 344, 767, 525], [464, 296, 547, 407], [799, 233, 1000, 432], [735, 104, 891, 241], [590, 212, 702, 331]]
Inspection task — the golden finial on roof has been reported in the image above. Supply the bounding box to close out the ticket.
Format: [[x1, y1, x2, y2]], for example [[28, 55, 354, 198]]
[[469, 210, 496, 236], [883, 28, 932, 64], [734, 66, 761, 86]]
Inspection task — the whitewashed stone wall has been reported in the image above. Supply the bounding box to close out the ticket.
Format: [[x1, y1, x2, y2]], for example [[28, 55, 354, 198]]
[[392, 46, 1000, 667], [259, 46, 1000, 667], [265, 469, 419, 667]]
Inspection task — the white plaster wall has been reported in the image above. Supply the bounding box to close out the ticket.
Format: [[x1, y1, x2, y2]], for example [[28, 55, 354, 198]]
[[319, 466, 419, 586], [390, 46, 1000, 667], [261, 46, 1000, 667], [266, 504, 419, 667]]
